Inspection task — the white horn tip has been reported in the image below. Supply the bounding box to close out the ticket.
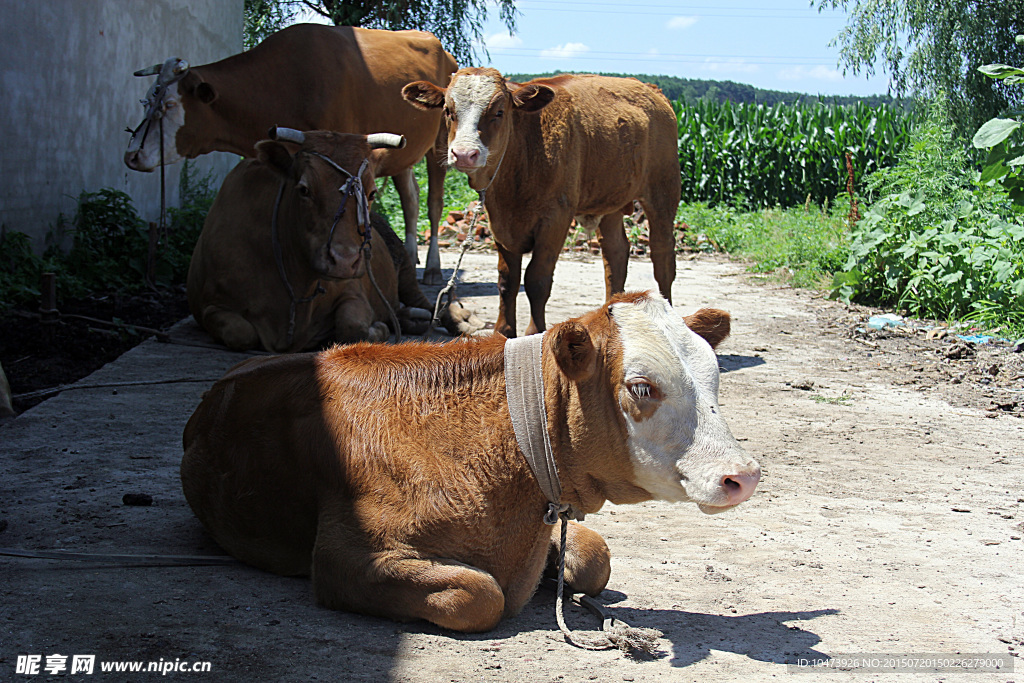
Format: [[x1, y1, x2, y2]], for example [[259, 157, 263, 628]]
[[269, 127, 306, 144], [366, 133, 407, 149]]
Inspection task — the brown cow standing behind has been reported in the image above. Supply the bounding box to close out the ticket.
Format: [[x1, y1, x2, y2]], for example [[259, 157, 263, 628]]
[[188, 129, 444, 352], [124, 25, 455, 284], [403, 68, 682, 336], [182, 292, 760, 632]]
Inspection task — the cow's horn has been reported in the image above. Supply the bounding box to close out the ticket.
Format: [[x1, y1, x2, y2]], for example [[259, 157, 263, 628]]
[[366, 133, 406, 150], [269, 127, 306, 144], [133, 63, 163, 77]]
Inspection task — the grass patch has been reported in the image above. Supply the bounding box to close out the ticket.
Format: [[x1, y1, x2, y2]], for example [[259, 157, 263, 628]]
[[677, 199, 851, 288], [812, 392, 854, 406]]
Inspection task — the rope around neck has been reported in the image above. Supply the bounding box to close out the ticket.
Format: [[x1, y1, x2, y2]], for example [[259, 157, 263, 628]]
[[503, 334, 662, 655]]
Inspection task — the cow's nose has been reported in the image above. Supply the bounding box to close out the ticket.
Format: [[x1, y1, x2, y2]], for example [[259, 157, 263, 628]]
[[720, 470, 760, 506], [451, 148, 480, 169], [124, 149, 144, 171]]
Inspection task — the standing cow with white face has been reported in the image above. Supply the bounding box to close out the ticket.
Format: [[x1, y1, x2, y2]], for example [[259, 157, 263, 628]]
[[403, 68, 682, 336]]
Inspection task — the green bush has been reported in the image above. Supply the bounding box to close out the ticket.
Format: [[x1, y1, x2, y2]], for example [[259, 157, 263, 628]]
[[831, 97, 1024, 328], [0, 161, 216, 310]]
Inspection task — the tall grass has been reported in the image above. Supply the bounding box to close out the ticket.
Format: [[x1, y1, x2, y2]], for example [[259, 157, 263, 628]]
[[675, 99, 920, 208]]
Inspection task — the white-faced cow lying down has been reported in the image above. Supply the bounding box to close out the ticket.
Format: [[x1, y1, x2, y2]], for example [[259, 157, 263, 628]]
[[403, 68, 682, 336], [124, 25, 455, 283], [187, 128, 473, 352], [181, 292, 760, 632]]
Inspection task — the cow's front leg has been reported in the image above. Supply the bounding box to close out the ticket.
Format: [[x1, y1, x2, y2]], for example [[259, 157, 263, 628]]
[[545, 521, 611, 597], [312, 543, 505, 632], [199, 305, 260, 351], [523, 233, 566, 336], [495, 244, 522, 337], [596, 212, 629, 300], [333, 294, 389, 343], [392, 168, 421, 267]]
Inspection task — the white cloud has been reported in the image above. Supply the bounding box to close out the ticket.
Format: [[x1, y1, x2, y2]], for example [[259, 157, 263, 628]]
[[777, 65, 844, 81], [700, 58, 759, 74], [484, 32, 522, 50], [667, 16, 698, 30], [540, 42, 590, 59]]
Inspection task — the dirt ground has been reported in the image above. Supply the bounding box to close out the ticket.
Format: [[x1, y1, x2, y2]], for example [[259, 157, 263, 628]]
[[1, 248, 1022, 682]]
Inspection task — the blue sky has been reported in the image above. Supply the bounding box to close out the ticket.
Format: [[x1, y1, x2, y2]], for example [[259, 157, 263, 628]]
[[474, 0, 893, 97]]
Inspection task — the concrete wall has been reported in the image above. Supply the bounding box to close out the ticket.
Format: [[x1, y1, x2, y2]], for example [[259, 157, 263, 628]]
[[0, 0, 243, 251]]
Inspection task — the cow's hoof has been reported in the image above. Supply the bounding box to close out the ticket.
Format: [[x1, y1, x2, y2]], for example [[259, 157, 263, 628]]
[[441, 301, 487, 337], [421, 268, 443, 286], [368, 322, 391, 343]]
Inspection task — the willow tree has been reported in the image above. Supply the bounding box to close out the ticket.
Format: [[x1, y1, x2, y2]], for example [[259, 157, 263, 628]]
[[244, 0, 517, 65], [815, 0, 1024, 139]]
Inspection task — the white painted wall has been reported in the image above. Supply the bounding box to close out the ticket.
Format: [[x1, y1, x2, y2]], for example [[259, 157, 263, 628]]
[[0, 0, 243, 251]]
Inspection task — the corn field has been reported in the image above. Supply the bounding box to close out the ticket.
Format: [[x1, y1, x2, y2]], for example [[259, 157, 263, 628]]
[[675, 99, 921, 208]]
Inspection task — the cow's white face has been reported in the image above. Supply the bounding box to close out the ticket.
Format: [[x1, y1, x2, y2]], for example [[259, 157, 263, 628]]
[[611, 295, 760, 512], [445, 73, 504, 172], [124, 82, 186, 171]]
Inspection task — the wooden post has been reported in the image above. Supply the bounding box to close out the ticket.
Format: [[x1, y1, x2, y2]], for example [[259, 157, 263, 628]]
[[39, 272, 58, 322], [146, 221, 159, 287]]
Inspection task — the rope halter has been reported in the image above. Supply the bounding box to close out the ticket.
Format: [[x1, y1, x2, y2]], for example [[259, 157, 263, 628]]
[[125, 57, 190, 146]]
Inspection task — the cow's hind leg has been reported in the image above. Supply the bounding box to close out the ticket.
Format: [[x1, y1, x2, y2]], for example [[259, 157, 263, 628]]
[[200, 306, 259, 351], [640, 171, 680, 304], [422, 144, 446, 285], [392, 168, 421, 267], [313, 545, 504, 632], [596, 212, 629, 300], [545, 521, 611, 597]]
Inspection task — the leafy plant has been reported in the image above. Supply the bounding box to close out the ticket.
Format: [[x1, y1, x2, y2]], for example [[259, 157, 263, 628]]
[[0, 162, 216, 309], [832, 96, 1024, 323], [972, 35, 1024, 210]]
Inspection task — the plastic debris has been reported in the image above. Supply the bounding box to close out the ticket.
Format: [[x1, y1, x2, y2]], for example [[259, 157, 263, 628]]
[[956, 334, 993, 344], [866, 314, 904, 330]]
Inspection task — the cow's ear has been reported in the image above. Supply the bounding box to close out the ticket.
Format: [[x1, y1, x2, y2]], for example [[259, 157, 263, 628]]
[[511, 84, 554, 113], [255, 140, 295, 177], [683, 308, 731, 349], [550, 321, 596, 382], [195, 81, 217, 104], [179, 72, 217, 104], [402, 81, 446, 110]]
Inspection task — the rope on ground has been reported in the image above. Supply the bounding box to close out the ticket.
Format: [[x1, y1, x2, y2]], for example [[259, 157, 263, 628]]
[[549, 517, 664, 658], [12, 377, 226, 402], [422, 192, 485, 339], [0, 547, 237, 567]]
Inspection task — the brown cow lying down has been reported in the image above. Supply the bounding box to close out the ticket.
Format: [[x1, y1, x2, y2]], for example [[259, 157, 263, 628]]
[[187, 129, 480, 352], [181, 292, 760, 632]]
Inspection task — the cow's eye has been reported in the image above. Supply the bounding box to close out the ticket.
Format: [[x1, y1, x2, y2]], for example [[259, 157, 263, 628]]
[[628, 380, 655, 399], [367, 188, 377, 202], [494, 109, 504, 120], [297, 183, 311, 198], [632, 383, 651, 398]]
